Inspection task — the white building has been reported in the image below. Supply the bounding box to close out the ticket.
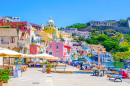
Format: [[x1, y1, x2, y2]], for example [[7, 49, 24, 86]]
[[3, 16, 20, 22], [61, 28, 77, 33]]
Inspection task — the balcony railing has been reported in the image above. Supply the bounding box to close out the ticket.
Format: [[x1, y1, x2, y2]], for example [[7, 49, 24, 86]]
[[0, 42, 17, 49]]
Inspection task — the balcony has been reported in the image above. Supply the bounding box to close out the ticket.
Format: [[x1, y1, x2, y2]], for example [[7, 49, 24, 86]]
[[31, 40, 41, 45], [18, 39, 30, 48], [0, 43, 17, 49]]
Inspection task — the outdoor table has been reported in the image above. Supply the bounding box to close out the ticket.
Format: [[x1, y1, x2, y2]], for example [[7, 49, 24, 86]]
[[92, 68, 107, 77]]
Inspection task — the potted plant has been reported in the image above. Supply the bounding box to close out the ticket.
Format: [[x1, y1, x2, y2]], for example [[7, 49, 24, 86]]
[[0, 70, 3, 86], [0, 78, 3, 86], [0, 69, 4, 86], [46, 67, 51, 73], [46, 63, 51, 73], [3, 75, 10, 83], [2, 69, 10, 83]]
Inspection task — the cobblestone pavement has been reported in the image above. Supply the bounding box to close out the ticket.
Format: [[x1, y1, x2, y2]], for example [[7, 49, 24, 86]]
[[3, 66, 130, 86]]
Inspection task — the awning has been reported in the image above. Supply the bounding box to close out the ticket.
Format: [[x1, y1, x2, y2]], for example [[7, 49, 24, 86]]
[[0, 47, 22, 57], [35, 54, 57, 60], [12, 47, 20, 52]]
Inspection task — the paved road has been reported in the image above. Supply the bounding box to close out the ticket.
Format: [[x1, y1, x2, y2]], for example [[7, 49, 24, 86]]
[[3, 67, 130, 86]]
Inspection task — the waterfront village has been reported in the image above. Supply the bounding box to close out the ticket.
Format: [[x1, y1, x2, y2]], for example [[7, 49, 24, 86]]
[[0, 16, 130, 86]]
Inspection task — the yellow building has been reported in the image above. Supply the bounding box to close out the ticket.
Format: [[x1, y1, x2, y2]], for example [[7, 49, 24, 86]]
[[44, 17, 59, 38], [37, 31, 52, 42], [59, 31, 64, 39], [59, 31, 72, 39], [63, 33, 72, 39]]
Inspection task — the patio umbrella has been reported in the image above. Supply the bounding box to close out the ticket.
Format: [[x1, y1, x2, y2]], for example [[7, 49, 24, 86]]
[[0, 48, 22, 57], [35, 54, 58, 60], [0, 47, 22, 67], [35, 54, 54, 58]]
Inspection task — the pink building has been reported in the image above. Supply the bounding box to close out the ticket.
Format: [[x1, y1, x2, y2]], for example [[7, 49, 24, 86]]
[[46, 42, 64, 60], [63, 45, 71, 60], [30, 45, 40, 54]]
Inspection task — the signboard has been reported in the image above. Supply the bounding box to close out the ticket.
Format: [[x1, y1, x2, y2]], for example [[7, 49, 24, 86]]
[[17, 66, 22, 77], [42, 64, 46, 73], [0, 57, 3, 65], [16, 58, 23, 65], [13, 66, 18, 78], [3, 57, 7, 59]]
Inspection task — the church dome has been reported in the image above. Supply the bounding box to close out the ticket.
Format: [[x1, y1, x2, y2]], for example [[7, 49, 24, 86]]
[[47, 17, 54, 24]]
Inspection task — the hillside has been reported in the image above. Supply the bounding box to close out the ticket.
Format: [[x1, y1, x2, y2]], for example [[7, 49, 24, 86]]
[[66, 23, 90, 29]]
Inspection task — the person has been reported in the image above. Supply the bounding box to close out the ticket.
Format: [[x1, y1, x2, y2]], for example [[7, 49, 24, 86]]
[[79, 61, 84, 70]]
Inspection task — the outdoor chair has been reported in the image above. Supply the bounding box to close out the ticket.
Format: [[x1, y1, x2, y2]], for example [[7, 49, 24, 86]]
[[54, 65, 66, 71], [35, 64, 41, 67], [31, 64, 34, 67], [109, 70, 123, 82]]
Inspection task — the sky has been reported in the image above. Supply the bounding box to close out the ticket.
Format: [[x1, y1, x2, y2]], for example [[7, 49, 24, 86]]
[[0, 0, 130, 27]]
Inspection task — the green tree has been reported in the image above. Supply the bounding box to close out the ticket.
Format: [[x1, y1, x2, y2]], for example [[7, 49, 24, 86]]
[[86, 22, 90, 26], [92, 40, 99, 45], [84, 39, 93, 44], [101, 40, 119, 52], [66, 23, 87, 29], [120, 19, 127, 27], [58, 28, 61, 31], [112, 51, 130, 61], [119, 46, 129, 52], [93, 34, 109, 42]]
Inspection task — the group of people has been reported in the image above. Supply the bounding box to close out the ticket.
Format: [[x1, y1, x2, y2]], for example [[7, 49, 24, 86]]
[[78, 60, 97, 70]]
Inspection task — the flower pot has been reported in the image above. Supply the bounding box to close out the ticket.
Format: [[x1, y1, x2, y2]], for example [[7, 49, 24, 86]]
[[46, 67, 49, 68], [0, 81, 3, 86], [46, 69, 51, 73]]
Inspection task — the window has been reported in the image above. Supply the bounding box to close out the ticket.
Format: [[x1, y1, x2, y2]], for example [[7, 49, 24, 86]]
[[56, 45, 59, 49], [51, 25, 53, 27], [50, 45, 52, 49], [49, 52, 52, 55], [46, 51, 48, 53], [24, 27, 27, 30], [10, 37, 15, 43], [17, 18, 19, 19], [31, 37, 34, 43], [56, 52, 59, 57]]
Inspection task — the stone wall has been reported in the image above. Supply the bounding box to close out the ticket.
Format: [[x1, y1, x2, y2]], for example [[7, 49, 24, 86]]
[[99, 26, 130, 35]]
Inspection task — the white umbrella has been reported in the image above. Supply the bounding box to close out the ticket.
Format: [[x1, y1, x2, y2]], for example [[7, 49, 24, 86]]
[[0, 47, 22, 57], [35, 54, 56, 59], [35, 54, 55, 57]]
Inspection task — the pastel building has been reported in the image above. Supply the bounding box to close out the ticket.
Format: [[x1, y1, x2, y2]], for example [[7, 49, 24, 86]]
[[63, 45, 71, 60], [61, 28, 77, 33], [46, 42, 64, 60], [74, 31, 91, 39], [2, 16, 20, 22], [44, 17, 59, 41]]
